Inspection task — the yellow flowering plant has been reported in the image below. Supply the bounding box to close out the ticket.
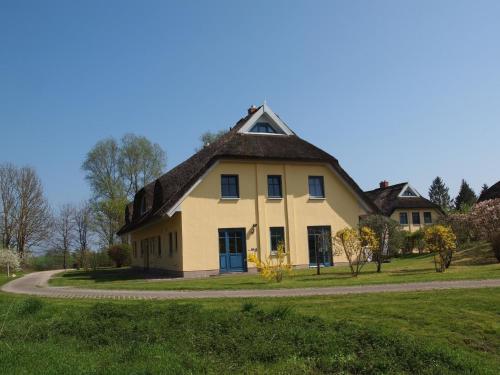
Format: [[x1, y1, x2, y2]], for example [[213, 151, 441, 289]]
[[248, 242, 292, 283], [424, 225, 457, 272], [334, 226, 378, 277]]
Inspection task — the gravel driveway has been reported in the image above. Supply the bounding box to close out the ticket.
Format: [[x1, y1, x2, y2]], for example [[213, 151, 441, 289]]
[[2, 269, 500, 300]]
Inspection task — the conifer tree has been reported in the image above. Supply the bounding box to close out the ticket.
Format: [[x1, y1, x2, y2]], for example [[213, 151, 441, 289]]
[[455, 179, 477, 211], [428, 177, 452, 211]]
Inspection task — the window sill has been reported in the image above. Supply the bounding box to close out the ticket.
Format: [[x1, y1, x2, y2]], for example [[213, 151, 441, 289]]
[[267, 197, 283, 200], [309, 196, 325, 200], [220, 197, 240, 200]]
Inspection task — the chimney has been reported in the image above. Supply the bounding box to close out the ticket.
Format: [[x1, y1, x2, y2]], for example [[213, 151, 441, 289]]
[[379, 180, 389, 188], [247, 105, 258, 115]]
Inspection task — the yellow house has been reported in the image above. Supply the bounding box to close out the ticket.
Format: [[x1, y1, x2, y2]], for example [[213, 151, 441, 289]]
[[364, 181, 445, 233], [117, 104, 378, 277]]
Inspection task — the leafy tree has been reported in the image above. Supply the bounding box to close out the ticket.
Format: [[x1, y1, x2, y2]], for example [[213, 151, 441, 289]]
[[334, 227, 378, 277], [107, 243, 131, 267], [119, 134, 166, 198], [73, 201, 93, 270], [424, 225, 456, 272], [360, 215, 404, 272], [454, 179, 477, 211], [197, 130, 227, 151], [0, 163, 18, 249], [428, 177, 452, 211], [82, 135, 166, 247], [0, 248, 21, 277]]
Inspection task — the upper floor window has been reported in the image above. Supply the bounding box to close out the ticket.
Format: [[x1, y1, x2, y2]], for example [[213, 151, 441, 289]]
[[221, 175, 239, 198], [412, 212, 421, 225], [267, 175, 282, 198], [424, 212, 432, 224], [270, 227, 285, 253], [250, 122, 277, 133], [308, 176, 325, 198], [401, 187, 417, 197], [399, 212, 408, 225]]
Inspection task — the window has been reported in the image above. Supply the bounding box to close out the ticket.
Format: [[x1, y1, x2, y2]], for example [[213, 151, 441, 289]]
[[132, 241, 137, 258], [140, 239, 148, 257], [308, 176, 325, 198], [250, 122, 277, 133], [158, 236, 162, 257], [270, 227, 285, 253], [149, 238, 154, 255], [401, 187, 417, 197], [399, 212, 408, 225], [424, 212, 432, 224], [267, 175, 282, 198], [174, 232, 178, 252], [139, 195, 147, 215], [221, 175, 239, 198], [412, 212, 421, 225], [169, 233, 173, 257]]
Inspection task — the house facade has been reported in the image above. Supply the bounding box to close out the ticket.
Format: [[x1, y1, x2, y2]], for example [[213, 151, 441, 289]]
[[117, 104, 378, 277], [365, 181, 444, 232]]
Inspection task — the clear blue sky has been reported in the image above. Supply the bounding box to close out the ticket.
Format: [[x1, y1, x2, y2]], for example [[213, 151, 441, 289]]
[[1, 0, 499, 207]]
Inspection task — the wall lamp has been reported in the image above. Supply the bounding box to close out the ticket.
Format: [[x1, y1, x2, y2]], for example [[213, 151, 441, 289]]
[[250, 223, 258, 234]]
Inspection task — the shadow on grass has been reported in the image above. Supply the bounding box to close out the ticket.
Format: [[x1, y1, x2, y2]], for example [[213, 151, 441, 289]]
[[59, 268, 179, 283]]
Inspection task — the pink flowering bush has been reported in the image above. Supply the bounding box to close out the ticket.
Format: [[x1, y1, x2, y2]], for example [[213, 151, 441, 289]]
[[469, 198, 500, 241]]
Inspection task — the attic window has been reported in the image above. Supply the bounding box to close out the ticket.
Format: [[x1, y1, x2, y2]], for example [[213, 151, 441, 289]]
[[401, 187, 417, 197], [250, 122, 278, 134]]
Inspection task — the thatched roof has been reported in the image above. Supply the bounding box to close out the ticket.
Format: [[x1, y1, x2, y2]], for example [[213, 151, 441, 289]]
[[364, 183, 444, 216], [118, 106, 379, 235], [478, 181, 500, 202]]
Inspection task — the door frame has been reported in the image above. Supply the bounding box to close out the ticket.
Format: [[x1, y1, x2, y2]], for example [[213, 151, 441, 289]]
[[218, 227, 247, 273]]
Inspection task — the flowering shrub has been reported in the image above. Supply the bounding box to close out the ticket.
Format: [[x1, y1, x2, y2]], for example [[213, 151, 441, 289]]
[[468, 198, 500, 241], [248, 242, 292, 283], [334, 227, 378, 277], [0, 248, 21, 277], [492, 232, 500, 263], [424, 225, 457, 272]]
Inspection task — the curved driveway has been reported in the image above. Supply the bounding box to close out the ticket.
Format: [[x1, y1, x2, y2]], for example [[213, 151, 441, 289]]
[[2, 270, 500, 300]]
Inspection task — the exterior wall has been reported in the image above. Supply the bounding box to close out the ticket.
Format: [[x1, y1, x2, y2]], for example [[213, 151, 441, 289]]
[[179, 160, 369, 272], [128, 212, 183, 273], [390, 208, 443, 233]]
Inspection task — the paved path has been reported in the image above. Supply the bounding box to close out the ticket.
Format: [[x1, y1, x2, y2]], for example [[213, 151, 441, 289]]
[[2, 270, 500, 300]]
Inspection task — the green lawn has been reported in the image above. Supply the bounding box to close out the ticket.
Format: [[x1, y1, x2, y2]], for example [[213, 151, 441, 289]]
[[49, 242, 500, 290], [0, 288, 498, 374]]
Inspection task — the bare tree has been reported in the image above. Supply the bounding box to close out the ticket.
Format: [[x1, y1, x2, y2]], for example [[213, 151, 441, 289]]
[[73, 201, 93, 269], [53, 204, 76, 269], [14, 167, 52, 258], [0, 164, 18, 249]]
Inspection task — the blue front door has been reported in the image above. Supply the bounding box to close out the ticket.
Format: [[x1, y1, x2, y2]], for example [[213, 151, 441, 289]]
[[219, 228, 247, 272]]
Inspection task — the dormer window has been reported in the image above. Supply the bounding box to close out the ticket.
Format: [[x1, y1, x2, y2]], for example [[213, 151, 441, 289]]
[[401, 188, 417, 197], [250, 122, 278, 134]]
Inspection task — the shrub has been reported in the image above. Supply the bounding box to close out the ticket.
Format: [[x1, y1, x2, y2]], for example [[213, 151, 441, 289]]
[[248, 242, 292, 282], [492, 232, 500, 263], [424, 225, 457, 272], [0, 248, 21, 276], [107, 244, 131, 268], [334, 227, 378, 277], [469, 198, 500, 241]]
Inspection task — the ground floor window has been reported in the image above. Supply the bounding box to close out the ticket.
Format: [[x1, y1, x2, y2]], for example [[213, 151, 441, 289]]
[[270, 227, 285, 253], [412, 212, 421, 225], [399, 212, 408, 225], [424, 212, 432, 224]]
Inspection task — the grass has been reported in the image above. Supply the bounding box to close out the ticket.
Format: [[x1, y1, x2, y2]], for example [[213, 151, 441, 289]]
[[0, 287, 499, 374], [49, 242, 500, 290]]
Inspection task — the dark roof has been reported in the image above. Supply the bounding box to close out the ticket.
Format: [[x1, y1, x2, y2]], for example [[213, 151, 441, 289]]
[[478, 181, 500, 202], [117, 108, 379, 235], [364, 183, 444, 216]]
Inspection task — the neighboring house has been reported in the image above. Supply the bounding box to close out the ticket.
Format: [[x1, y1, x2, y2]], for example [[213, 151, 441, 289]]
[[364, 181, 444, 232], [117, 104, 378, 276], [478, 181, 500, 202]]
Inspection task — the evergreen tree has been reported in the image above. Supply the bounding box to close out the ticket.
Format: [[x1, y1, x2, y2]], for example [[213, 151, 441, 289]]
[[480, 184, 489, 195], [428, 177, 452, 211], [455, 179, 477, 211]]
